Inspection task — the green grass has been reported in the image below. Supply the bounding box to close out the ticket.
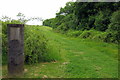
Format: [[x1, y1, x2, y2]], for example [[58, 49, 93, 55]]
[[2, 26, 118, 78]]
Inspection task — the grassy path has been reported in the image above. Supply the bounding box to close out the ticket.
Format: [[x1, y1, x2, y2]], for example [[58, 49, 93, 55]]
[[2, 26, 118, 78]]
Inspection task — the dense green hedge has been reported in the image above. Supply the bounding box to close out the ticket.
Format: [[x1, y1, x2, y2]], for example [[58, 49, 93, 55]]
[[24, 26, 61, 64], [24, 26, 48, 64], [2, 22, 61, 64]]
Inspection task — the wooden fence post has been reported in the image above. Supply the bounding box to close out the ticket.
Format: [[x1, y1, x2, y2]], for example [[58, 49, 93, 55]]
[[7, 24, 24, 76]]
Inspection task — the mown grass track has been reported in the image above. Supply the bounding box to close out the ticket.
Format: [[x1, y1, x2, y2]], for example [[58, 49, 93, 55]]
[[2, 26, 118, 78]]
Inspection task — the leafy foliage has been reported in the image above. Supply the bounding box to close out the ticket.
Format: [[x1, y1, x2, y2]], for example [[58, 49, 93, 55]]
[[2, 21, 61, 64], [107, 10, 120, 43], [24, 26, 61, 64], [43, 2, 120, 44], [24, 26, 48, 64]]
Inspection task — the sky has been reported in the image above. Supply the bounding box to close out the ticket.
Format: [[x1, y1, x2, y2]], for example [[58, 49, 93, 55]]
[[0, 0, 75, 25]]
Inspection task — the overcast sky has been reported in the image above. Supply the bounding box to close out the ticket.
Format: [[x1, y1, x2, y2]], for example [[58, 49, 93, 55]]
[[0, 0, 75, 25]]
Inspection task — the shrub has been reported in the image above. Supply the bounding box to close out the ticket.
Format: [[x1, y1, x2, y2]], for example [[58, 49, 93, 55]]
[[2, 22, 61, 64], [92, 32, 118, 43], [107, 10, 120, 43], [93, 32, 111, 42], [108, 23, 120, 31], [24, 26, 61, 64], [78, 30, 118, 43], [110, 10, 120, 24], [24, 26, 47, 64], [79, 30, 99, 39], [79, 30, 91, 39], [66, 30, 83, 37], [94, 11, 110, 31], [2, 33, 7, 55], [57, 23, 68, 31], [2, 22, 8, 35], [108, 10, 120, 32]]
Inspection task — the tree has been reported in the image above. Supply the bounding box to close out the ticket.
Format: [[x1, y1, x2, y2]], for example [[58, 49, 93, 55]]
[[43, 2, 120, 32], [16, 12, 28, 24], [17, 12, 43, 24], [108, 10, 120, 32], [0, 16, 11, 22]]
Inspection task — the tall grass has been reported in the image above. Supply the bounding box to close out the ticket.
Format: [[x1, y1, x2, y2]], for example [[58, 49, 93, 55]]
[[25, 25, 61, 64], [2, 22, 61, 64]]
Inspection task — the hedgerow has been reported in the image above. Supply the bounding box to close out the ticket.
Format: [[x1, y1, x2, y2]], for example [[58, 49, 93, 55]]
[[2, 22, 61, 64]]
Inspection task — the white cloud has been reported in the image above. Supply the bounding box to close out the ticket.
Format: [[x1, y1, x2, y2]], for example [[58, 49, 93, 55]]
[[0, 0, 73, 25]]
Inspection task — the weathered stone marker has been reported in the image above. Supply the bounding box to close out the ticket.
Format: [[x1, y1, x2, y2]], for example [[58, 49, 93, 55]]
[[7, 24, 24, 76]]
